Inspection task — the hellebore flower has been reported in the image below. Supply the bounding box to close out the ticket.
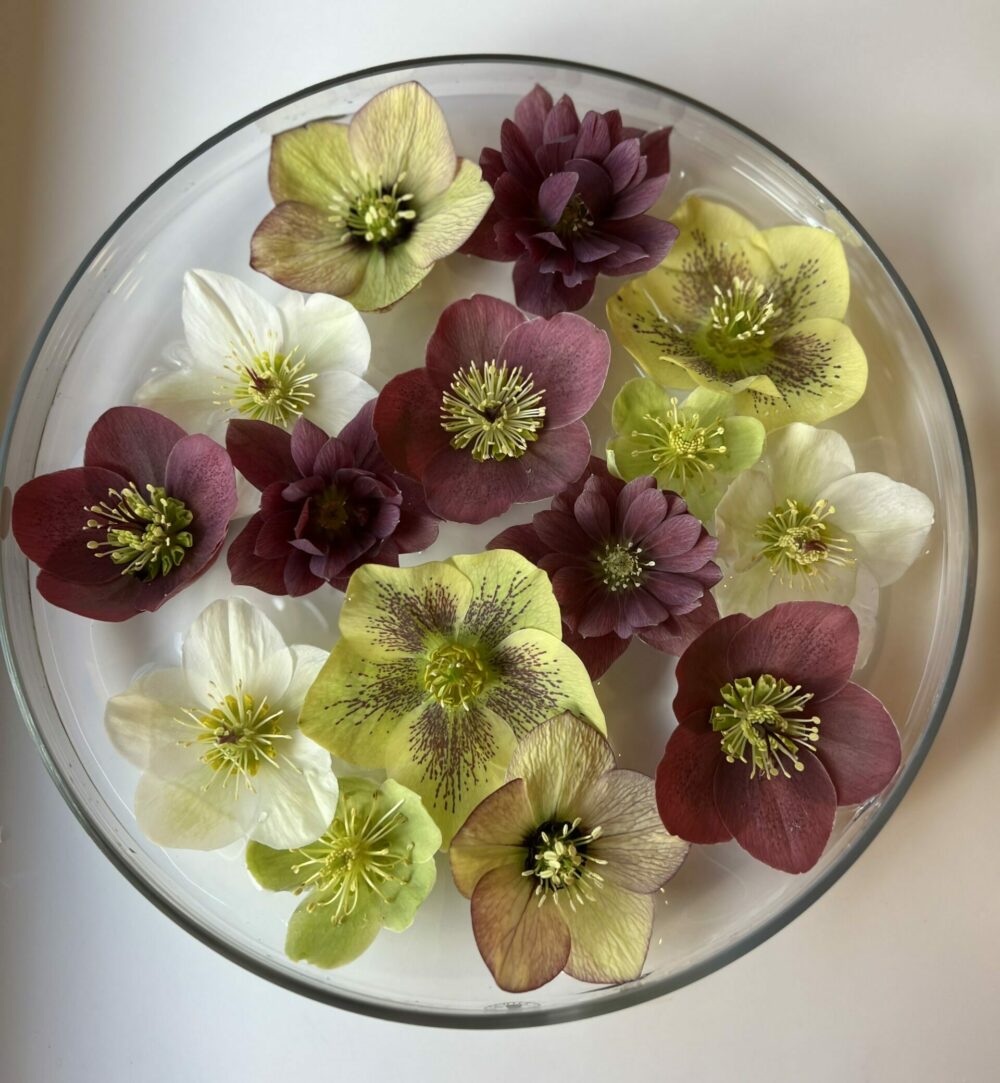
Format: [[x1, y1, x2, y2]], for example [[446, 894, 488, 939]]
[[135, 269, 375, 449], [298, 550, 606, 846], [450, 712, 688, 992], [105, 598, 339, 850], [463, 84, 678, 316], [11, 406, 236, 621], [251, 82, 493, 311], [655, 602, 901, 873], [489, 458, 721, 680], [246, 776, 441, 969], [714, 422, 934, 664], [226, 401, 439, 595], [374, 294, 610, 523], [608, 378, 765, 523], [607, 197, 868, 429]]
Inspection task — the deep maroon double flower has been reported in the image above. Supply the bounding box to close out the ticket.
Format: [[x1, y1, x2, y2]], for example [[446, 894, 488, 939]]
[[490, 459, 721, 679], [11, 406, 236, 620], [656, 603, 902, 873], [463, 84, 679, 316], [227, 401, 439, 595]]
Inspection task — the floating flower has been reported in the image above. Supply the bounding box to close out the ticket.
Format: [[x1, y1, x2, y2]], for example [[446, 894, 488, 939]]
[[251, 82, 493, 312], [462, 84, 678, 316], [714, 422, 934, 662], [11, 406, 235, 621], [226, 401, 439, 596], [607, 197, 868, 429], [374, 294, 610, 523], [490, 459, 721, 680], [105, 598, 339, 850], [608, 378, 765, 522], [450, 712, 688, 992], [655, 602, 901, 873], [299, 550, 606, 845], [136, 269, 374, 452], [246, 776, 440, 969]]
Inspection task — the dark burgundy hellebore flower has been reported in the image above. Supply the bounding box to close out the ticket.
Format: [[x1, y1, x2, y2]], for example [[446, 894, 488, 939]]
[[374, 294, 610, 524], [489, 458, 721, 679], [226, 400, 439, 595], [655, 602, 902, 874], [462, 84, 679, 316], [11, 406, 236, 621]]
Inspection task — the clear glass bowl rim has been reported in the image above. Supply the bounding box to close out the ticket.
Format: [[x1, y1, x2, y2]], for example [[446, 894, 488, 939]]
[[0, 53, 978, 1029]]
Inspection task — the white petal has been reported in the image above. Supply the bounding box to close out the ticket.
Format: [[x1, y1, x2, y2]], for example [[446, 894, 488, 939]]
[[134, 765, 256, 850], [824, 472, 935, 586], [182, 269, 282, 371], [249, 733, 340, 848], [714, 469, 778, 566], [849, 565, 881, 669], [304, 371, 377, 436], [761, 423, 856, 501], [279, 291, 371, 378], [133, 364, 227, 439], [104, 667, 194, 768], [281, 645, 329, 709], [716, 553, 857, 617]]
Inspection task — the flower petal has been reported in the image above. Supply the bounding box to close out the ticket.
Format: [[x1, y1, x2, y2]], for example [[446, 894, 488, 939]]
[[248, 732, 340, 849], [373, 368, 451, 480], [672, 613, 752, 727], [487, 522, 551, 566], [449, 777, 536, 896], [34, 570, 145, 621], [404, 158, 494, 265], [813, 682, 901, 804], [84, 406, 186, 486], [656, 725, 733, 844], [343, 242, 429, 312], [268, 119, 356, 206], [562, 879, 654, 984], [278, 289, 371, 378], [284, 892, 384, 969], [562, 627, 631, 680], [180, 269, 283, 372], [422, 446, 530, 523], [638, 591, 721, 657], [425, 294, 526, 390], [759, 422, 856, 500], [303, 370, 377, 443], [104, 666, 194, 768], [760, 224, 851, 322], [134, 766, 255, 850], [163, 433, 238, 562], [515, 420, 592, 504], [451, 549, 563, 645], [513, 255, 595, 317], [226, 420, 297, 491]]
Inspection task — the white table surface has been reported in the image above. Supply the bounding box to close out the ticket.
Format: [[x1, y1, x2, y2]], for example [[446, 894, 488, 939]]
[[1, 1, 997, 1079]]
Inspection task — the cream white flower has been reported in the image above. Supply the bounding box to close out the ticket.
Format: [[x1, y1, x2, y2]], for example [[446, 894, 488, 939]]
[[105, 597, 338, 851], [714, 422, 934, 663], [136, 269, 375, 441]]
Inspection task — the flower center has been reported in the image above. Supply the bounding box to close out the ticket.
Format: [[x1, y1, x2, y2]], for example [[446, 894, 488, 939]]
[[311, 485, 350, 537], [628, 398, 728, 484], [225, 347, 317, 426], [755, 498, 855, 583], [439, 359, 546, 462], [422, 641, 490, 711], [596, 541, 653, 592], [290, 791, 412, 923], [329, 172, 416, 247], [710, 674, 821, 780], [84, 482, 194, 580], [522, 818, 606, 910], [708, 275, 781, 343], [178, 687, 290, 791], [553, 194, 594, 239]]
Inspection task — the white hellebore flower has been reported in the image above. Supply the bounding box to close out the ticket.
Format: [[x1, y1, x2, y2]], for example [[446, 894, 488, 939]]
[[714, 422, 934, 664], [105, 597, 339, 851]]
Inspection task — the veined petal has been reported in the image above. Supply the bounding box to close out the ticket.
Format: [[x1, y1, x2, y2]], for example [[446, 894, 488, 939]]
[[404, 158, 494, 266], [343, 242, 429, 312], [268, 119, 356, 206], [277, 290, 371, 378], [449, 778, 535, 896], [181, 269, 283, 372], [562, 879, 654, 984]]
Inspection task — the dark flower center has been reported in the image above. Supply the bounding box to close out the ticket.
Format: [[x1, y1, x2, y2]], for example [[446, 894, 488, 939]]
[[439, 359, 546, 462], [710, 674, 821, 780], [554, 194, 594, 240], [311, 485, 351, 537], [522, 818, 606, 909], [330, 173, 416, 247], [422, 641, 491, 710], [596, 541, 650, 592], [755, 498, 855, 584], [85, 482, 194, 580]]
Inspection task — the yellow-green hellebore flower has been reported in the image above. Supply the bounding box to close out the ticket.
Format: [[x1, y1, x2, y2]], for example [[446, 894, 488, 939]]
[[608, 378, 765, 522], [606, 197, 868, 429], [299, 551, 606, 846], [251, 81, 494, 312], [247, 777, 440, 969]]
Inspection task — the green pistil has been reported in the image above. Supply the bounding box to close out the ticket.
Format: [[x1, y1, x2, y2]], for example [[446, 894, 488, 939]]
[[554, 194, 594, 240], [440, 359, 546, 462], [629, 398, 728, 484], [422, 641, 490, 711], [708, 275, 780, 343], [178, 688, 290, 792], [291, 793, 412, 923], [85, 482, 194, 580], [522, 818, 606, 911], [329, 172, 416, 246], [756, 498, 855, 584], [597, 541, 653, 592], [711, 674, 821, 780], [225, 347, 316, 425]]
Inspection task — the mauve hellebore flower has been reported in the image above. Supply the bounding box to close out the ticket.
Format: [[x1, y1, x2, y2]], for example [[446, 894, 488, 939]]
[[655, 602, 901, 873], [374, 294, 610, 524], [12, 406, 236, 621], [490, 459, 721, 679], [226, 400, 439, 595], [462, 85, 678, 316]]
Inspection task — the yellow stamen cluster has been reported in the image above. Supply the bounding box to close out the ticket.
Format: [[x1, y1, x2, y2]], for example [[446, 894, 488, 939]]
[[755, 498, 855, 584], [629, 398, 728, 484], [329, 171, 416, 245], [85, 482, 194, 580], [708, 275, 780, 341], [224, 345, 316, 426]]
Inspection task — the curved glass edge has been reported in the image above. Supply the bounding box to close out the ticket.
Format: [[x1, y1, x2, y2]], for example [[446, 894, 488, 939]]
[[0, 53, 978, 1030]]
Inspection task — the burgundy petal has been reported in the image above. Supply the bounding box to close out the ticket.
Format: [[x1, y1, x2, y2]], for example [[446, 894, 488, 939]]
[[655, 726, 732, 845], [312, 437, 354, 478], [284, 548, 325, 596], [713, 756, 838, 874], [84, 406, 186, 487], [813, 683, 901, 805], [35, 569, 144, 622], [598, 216, 679, 275], [727, 603, 859, 704], [426, 295, 526, 389], [289, 416, 329, 476], [639, 592, 720, 657], [500, 118, 542, 185], [563, 626, 631, 680], [226, 420, 297, 491], [618, 481, 665, 541], [603, 138, 642, 192], [673, 613, 753, 730], [163, 434, 237, 566], [575, 588, 633, 639], [610, 174, 670, 219], [640, 570, 707, 613], [571, 483, 613, 544], [336, 399, 380, 469], [372, 369, 451, 480], [487, 522, 548, 565], [562, 158, 613, 217], [571, 232, 621, 264], [421, 447, 529, 524], [253, 509, 299, 559], [640, 127, 672, 177], [537, 172, 579, 227], [542, 95, 580, 142], [572, 111, 611, 160], [513, 84, 553, 147], [516, 420, 592, 503], [461, 205, 513, 262], [512, 255, 595, 317], [532, 508, 592, 553], [227, 516, 290, 595], [493, 172, 536, 219]]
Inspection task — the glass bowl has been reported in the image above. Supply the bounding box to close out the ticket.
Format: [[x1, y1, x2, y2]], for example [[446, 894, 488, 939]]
[[0, 56, 976, 1027]]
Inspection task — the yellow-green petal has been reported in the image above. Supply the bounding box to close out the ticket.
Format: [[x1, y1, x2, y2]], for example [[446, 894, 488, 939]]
[[562, 879, 654, 984], [404, 157, 493, 265], [759, 224, 851, 322], [246, 838, 309, 892], [285, 891, 384, 969], [343, 243, 431, 312], [268, 119, 356, 206]]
